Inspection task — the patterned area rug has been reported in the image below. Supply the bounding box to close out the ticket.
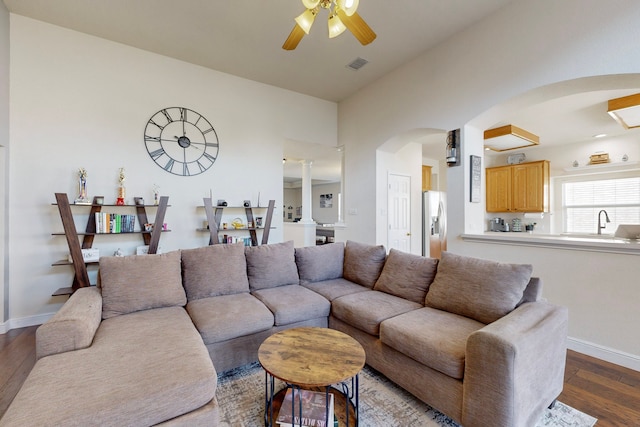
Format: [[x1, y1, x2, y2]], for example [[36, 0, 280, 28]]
[[216, 362, 597, 427]]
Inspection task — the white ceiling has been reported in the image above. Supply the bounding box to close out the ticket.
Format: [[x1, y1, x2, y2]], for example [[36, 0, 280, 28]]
[[5, 0, 640, 179]]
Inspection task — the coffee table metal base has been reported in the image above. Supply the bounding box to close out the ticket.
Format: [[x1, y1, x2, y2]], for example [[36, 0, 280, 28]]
[[264, 372, 359, 427]]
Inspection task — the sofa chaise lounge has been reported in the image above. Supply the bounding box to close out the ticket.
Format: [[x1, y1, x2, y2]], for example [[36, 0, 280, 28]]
[[0, 240, 568, 427]]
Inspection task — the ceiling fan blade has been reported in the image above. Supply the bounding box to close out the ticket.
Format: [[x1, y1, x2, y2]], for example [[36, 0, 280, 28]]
[[283, 24, 306, 50], [336, 9, 376, 45]]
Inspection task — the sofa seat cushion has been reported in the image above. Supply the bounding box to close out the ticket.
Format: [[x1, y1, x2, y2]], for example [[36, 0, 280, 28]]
[[245, 241, 299, 291], [373, 249, 438, 304], [331, 290, 422, 336], [425, 252, 533, 324], [252, 284, 331, 326], [181, 243, 249, 301], [295, 242, 345, 284], [380, 307, 485, 379], [187, 293, 274, 344], [302, 278, 370, 301], [1, 306, 216, 427]]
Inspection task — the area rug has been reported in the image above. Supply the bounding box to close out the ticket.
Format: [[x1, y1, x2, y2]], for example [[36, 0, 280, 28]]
[[216, 362, 597, 427]]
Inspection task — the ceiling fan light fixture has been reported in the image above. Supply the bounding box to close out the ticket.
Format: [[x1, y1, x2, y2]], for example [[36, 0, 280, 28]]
[[336, 0, 359, 16], [295, 8, 317, 34], [607, 92, 640, 129], [484, 125, 539, 152], [302, 0, 321, 9], [328, 12, 347, 38]]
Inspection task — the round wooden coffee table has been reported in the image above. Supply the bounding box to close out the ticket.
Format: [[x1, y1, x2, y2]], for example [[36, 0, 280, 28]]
[[258, 327, 366, 427]]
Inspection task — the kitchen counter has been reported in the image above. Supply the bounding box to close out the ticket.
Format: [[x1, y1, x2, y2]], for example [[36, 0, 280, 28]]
[[461, 232, 640, 255]]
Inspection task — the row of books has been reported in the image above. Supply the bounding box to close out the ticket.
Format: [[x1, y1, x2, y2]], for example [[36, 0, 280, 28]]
[[221, 236, 253, 245], [95, 213, 136, 234], [277, 388, 335, 427]]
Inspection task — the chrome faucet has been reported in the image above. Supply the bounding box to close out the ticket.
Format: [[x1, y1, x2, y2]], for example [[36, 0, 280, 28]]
[[597, 209, 610, 235]]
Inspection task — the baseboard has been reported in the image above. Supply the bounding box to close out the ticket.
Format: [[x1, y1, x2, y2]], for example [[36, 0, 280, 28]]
[[568, 337, 640, 372], [0, 312, 54, 334]]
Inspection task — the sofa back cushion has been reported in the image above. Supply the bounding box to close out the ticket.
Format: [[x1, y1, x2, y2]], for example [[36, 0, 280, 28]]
[[295, 242, 344, 284], [343, 240, 386, 288], [181, 243, 250, 301], [373, 249, 438, 304], [99, 250, 186, 319], [245, 241, 299, 291], [425, 251, 533, 324]]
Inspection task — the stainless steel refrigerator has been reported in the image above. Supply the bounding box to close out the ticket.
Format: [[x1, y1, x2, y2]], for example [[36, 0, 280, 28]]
[[422, 191, 447, 258]]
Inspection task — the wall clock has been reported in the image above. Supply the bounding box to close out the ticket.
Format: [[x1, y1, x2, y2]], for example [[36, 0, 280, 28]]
[[144, 107, 219, 176]]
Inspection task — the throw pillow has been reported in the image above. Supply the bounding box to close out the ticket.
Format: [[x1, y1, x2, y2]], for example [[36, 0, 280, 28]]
[[181, 243, 250, 301], [245, 241, 299, 291], [100, 250, 186, 319], [425, 251, 533, 324], [295, 242, 344, 284], [373, 249, 438, 304], [343, 240, 386, 288]]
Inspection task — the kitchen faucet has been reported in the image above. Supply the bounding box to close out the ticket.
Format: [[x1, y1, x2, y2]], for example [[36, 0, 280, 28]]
[[597, 209, 610, 235]]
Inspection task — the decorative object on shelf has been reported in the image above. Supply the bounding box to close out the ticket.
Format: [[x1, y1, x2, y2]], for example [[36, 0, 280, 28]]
[[144, 223, 154, 232], [135, 198, 145, 206], [116, 167, 126, 205], [144, 107, 219, 176], [217, 199, 228, 206], [572, 160, 579, 167], [68, 248, 99, 263], [256, 217, 263, 227], [589, 152, 610, 165], [282, 0, 376, 50], [94, 196, 104, 205], [74, 168, 90, 204], [114, 248, 124, 257], [446, 129, 460, 166], [507, 152, 526, 165], [243, 200, 251, 207], [153, 184, 160, 205], [231, 218, 244, 229], [622, 154, 629, 162]]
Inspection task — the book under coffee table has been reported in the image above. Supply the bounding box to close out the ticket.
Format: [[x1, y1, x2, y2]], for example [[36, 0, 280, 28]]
[[258, 327, 366, 427]]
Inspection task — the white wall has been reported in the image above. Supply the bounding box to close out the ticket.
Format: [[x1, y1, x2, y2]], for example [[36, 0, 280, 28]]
[[7, 15, 337, 327], [0, 1, 9, 326], [339, 0, 640, 369]]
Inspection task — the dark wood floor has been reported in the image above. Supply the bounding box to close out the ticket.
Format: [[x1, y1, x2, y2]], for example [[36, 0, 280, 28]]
[[1, 325, 639, 426]]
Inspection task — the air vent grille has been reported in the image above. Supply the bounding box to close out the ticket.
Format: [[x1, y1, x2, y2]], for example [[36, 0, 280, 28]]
[[346, 57, 369, 71]]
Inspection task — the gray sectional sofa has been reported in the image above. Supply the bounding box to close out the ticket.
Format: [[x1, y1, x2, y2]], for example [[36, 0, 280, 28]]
[[0, 240, 568, 427]]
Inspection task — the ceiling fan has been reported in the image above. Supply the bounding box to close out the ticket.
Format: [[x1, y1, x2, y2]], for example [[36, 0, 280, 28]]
[[283, 0, 376, 50]]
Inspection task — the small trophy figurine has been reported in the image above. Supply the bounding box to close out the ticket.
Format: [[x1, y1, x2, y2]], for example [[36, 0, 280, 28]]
[[116, 167, 126, 205], [153, 184, 160, 206], [74, 168, 90, 204]]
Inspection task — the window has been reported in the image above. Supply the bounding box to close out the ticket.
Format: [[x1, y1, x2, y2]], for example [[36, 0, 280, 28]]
[[561, 173, 640, 234]]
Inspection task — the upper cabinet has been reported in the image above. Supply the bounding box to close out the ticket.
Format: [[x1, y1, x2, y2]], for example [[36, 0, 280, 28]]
[[486, 160, 549, 213]]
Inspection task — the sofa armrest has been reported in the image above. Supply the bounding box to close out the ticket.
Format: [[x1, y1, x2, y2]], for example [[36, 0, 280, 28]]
[[462, 302, 568, 427], [36, 287, 103, 359]]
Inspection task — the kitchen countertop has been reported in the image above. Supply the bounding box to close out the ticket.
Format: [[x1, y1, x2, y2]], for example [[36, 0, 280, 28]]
[[461, 232, 640, 255]]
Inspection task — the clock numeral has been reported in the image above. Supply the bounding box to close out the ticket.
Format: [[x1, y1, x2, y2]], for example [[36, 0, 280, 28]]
[[149, 148, 165, 160], [183, 163, 190, 176], [164, 159, 175, 172], [145, 135, 160, 142], [161, 109, 174, 123], [201, 127, 215, 135], [204, 142, 219, 148], [202, 152, 217, 163], [196, 160, 209, 172], [179, 108, 186, 122], [149, 119, 164, 130]]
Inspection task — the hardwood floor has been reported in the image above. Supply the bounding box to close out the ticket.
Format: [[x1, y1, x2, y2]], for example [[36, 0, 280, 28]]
[[1, 325, 639, 426]]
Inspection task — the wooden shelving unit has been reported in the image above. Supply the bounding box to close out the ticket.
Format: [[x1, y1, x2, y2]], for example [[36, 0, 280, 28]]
[[52, 193, 170, 296], [199, 197, 275, 246]]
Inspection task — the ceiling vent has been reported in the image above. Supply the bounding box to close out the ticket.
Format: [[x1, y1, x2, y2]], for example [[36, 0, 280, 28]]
[[346, 57, 369, 71]]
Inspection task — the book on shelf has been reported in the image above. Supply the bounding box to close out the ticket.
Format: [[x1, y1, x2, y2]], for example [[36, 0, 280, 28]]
[[95, 213, 136, 233], [276, 388, 334, 427]]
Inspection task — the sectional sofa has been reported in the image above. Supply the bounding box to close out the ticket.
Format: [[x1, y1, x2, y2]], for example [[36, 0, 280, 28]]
[[0, 240, 568, 427]]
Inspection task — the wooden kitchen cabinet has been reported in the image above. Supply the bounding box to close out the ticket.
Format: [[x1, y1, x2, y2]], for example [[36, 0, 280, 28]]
[[486, 160, 549, 213]]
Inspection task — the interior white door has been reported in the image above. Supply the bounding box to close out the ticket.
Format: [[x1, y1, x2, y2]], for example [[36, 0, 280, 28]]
[[388, 173, 411, 252]]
